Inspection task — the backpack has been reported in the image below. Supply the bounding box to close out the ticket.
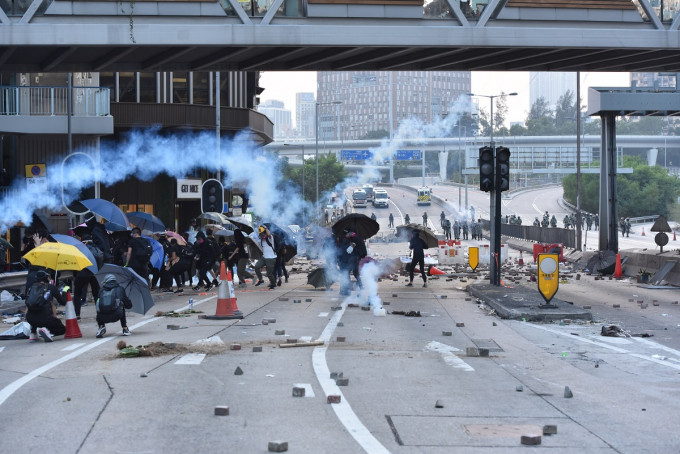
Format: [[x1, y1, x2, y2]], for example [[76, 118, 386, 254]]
[[181, 243, 195, 261], [26, 282, 50, 312], [86, 242, 104, 268], [135, 237, 153, 261], [97, 287, 120, 314]]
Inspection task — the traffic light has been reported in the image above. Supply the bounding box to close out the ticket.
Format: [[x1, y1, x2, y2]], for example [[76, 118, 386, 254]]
[[496, 146, 511, 192], [478, 146, 494, 192], [201, 179, 224, 213]]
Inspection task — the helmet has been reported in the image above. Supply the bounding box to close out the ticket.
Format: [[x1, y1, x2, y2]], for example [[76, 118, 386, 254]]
[[258, 226, 266, 235], [35, 270, 49, 282]]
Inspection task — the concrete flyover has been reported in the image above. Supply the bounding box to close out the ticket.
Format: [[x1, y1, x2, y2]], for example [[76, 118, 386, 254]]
[[0, 0, 679, 72]]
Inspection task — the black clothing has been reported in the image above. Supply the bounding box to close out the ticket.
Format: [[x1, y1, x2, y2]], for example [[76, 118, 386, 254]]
[[25, 282, 67, 335], [96, 280, 130, 327], [409, 234, 427, 284]]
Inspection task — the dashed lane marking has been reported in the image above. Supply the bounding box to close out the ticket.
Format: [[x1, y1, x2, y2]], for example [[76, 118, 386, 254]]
[[425, 341, 475, 372]]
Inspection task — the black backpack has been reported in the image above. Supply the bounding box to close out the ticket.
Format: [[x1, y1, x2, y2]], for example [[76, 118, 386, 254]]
[[86, 242, 104, 268], [97, 287, 120, 314], [135, 237, 153, 261], [181, 243, 195, 261], [26, 282, 50, 312]]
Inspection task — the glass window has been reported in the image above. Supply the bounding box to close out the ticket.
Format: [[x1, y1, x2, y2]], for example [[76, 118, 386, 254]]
[[172, 72, 189, 103], [119, 72, 136, 102], [193, 72, 210, 105], [139, 73, 156, 103]]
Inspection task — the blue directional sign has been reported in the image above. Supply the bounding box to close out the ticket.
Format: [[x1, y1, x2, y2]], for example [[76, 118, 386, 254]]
[[394, 149, 421, 161], [341, 150, 373, 161]]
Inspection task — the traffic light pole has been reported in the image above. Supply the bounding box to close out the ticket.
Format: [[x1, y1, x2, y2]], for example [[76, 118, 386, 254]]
[[489, 142, 499, 286]]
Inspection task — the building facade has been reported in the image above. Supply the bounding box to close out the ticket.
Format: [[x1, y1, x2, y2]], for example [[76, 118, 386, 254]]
[[296, 92, 316, 139], [631, 72, 677, 89], [529, 72, 577, 111], [258, 99, 292, 139], [317, 71, 471, 141]]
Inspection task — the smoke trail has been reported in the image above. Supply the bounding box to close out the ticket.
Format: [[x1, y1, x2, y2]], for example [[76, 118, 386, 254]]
[[0, 128, 311, 232]]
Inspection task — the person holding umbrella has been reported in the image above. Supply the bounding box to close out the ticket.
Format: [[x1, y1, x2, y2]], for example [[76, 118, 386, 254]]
[[25, 270, 67, 342], [125, 228, 150, 284], [253, 225, 277, 290], [407, 230, 427, 288], [95, 274, 132, 338]]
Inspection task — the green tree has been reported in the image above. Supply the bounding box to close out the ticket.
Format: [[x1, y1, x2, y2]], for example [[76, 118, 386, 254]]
[[360, 129, 390, 140], [525, 97, 554, 136], [284, 152, 347, 203], [554, 90, 577, 135]]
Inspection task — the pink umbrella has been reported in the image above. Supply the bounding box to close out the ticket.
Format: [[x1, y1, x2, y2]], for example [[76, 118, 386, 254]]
[[165, 230, 187, 246]]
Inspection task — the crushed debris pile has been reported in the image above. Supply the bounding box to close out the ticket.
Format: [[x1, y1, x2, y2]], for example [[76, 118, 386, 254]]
[[116, 340, 230, 358], [391, 310, 422, 317], [155, 309, 203, 318]]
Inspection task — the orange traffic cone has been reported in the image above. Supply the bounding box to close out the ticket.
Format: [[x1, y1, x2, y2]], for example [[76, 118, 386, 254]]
[[428, 265, 446, 276], [518, 250, 524, 266], [201, 262, 243, 320], [642, 227, 646, 236], [64, 291, 82, 339], [614, 253, 623, 278]]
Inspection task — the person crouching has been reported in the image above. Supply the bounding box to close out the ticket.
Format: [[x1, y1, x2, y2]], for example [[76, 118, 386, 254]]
[[96, 274, 132, 338], [25, 270, 67, 342]]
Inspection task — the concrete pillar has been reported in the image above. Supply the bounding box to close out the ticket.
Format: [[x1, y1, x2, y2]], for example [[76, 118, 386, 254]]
[[599, 112, 618, 253]]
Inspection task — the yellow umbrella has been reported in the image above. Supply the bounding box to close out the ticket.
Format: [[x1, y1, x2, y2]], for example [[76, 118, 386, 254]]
[[23, 242, 93, 272]]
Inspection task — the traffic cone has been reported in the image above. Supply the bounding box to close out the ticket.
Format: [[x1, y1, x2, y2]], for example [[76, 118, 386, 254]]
[[64, 291, 82, 339], [614, 253, 623, 278], [642, 227, 646, 236], [518, 250, 524, 266], [201, 261, 243, 320], [428, 265, 446, 276]]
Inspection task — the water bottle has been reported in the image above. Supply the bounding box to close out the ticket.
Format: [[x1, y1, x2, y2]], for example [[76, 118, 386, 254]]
[[189, 298, 194, 311]]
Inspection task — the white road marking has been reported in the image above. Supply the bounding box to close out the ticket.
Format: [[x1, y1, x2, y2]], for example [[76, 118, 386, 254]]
[[0, 295, 216, 407], [175, 353, 206, 365], [425, 341, 474, 372], [312, 302, 390, 454], [318, 312, 329, 317], [0, 347, 4, 353], [293, 382, 316, 398], [61, 343, 86, 351], [299, 336, 313, 342]]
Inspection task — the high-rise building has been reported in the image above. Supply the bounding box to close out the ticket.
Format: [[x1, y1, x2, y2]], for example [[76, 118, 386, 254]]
[[631, 72, 677, 88], [317, 71, 471, 141], [529, 72, 577, 110], [296, 92, 316, 139], [258, 99, 292, 139]]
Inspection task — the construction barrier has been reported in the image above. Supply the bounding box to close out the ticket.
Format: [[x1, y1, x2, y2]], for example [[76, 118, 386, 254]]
[[533, 243, 564, 262], [478, 244, 509, 265], [438, 242, 465, 265]]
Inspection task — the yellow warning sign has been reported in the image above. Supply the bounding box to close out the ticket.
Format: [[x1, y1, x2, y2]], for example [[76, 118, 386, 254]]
[[469, 246, 479, 271], [538, 253, 559, 303]]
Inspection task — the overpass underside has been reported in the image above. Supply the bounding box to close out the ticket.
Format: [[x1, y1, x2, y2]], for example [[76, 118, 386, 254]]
[[0, 0, 679, 72]]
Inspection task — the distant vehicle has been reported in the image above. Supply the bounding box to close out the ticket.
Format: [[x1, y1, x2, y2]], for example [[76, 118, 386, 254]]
[[362, 184, 374, 203], [352, 189, 367, 208], [417, 187, 431, 205], [373, 189, 389, 208]]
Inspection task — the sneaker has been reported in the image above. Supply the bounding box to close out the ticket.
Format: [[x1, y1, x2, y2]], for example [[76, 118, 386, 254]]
[[406, 282, 413, 287], [268, 285, 276, 290], [277, 279, 282, 287], [38, 327, 53, 343], [255, 280, 264, 287], [122, 328, 131, 336], [212, 279, 219, 287], [96, 326, 106, 338], [192, 285, 201, 291], [162, 288, 174, 293], [204, 284, 213, 291], [423, 282, 427, 288], [175, 288, 184, 294], [29, 332, 38, 343]]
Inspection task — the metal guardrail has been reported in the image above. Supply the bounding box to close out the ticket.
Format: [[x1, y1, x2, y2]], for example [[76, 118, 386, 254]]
[[0, 86, 110, 117], [481, 220, 576, 248]]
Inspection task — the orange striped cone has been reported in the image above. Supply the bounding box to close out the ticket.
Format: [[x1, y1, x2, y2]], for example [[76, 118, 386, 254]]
[[64, 291, 82, 339], [642, 227, 646, 236], [614, 253, 623, 278], [201, 261, 243, 320]]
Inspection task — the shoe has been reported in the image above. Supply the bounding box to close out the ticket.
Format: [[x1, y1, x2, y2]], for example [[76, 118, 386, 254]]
[[29, 332, 38, 342], [285, 277, 289, 283], [406, 282, 413, 287], [212, 279, 219, 287], [38, 327, 53, 343], [192, 285, 200, 291], [81, 301, 88, 307], [162, 288, 174, 293], [76, 316, 81, 321], [277, 279, 282, 287], [423, 283, 427, 288], [204, 284, 213, 291], [255, 280, 264, 287], [268, 285, 276, 290], [96, 326, 106, 338], [122, 328, 131, 336], [175, 288, 184, 294]]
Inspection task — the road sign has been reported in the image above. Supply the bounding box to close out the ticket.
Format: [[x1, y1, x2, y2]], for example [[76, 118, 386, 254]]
[[537, 253, 559, 304], [341, 150, 373, 161], [468, 246, 479, 271], [394, 149, 421, 160]]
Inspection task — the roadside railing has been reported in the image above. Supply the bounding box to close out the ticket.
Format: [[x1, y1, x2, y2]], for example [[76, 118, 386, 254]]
[[480, 220, 576, 248], [0, 86, 110, 117]]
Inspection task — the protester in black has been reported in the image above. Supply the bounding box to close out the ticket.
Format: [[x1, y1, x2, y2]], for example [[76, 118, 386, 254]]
[[407, 230, 427, 288], [193, 231, 217, 291], [95, 274, 131, 338], [25, 270, 67, 342], [125, 227, 150, 284]]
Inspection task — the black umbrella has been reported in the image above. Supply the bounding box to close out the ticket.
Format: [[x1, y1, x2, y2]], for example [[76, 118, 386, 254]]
[[227, 217, 254, 234], [244, 236, 263, 261], [32, 212, 53, 233], [307, 267, 335, 289], [263, 222, 298, 262], [585, 250, 616, 275], [396, 224, 439, 249], [332, 213, 380, 240]]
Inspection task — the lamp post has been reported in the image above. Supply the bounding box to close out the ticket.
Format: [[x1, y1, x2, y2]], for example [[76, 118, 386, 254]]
[[468, 92, 517, 286], [315, 100, 342, 224]]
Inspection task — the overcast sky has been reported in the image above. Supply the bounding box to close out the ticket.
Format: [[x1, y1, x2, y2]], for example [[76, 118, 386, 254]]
[[259, 71, 631, 128]]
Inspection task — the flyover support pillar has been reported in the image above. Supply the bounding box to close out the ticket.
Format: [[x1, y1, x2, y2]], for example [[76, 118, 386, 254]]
[[599, 112, 618, 253]]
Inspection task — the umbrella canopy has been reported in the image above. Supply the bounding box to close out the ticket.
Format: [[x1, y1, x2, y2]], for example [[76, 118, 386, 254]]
[[165, 231, 187, 246], [81, 199, 131, 230], [307, 267, 335, 289], [95, 264, 154, 315], [51, 234, 98, 273], [142, 236, 164, 270], [263, 222, 298, 262], [586, 250, 617, 275], [244, 235, 263, 261], [396, 224, 439, 249], [0, 237, 12, 249], [214, 229, 235, 238], [127, 212, 166, 233], [104, 221, 130, 232], [202, 223, 226, 232], [32, 212, 53, 233], [227, 217, 254, 234], [332, 213, 380, 240], [23, 242, 93, 272], [198, 212, 230, 225]]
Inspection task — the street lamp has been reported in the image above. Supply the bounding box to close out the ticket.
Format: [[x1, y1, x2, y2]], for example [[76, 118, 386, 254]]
[[467, 92, 517, 286], [315, 100, 342, 223]]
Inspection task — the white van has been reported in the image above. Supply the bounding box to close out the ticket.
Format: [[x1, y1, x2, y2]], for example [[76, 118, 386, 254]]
[[373, 189, 389, 208], [352, 189, 367, 208]]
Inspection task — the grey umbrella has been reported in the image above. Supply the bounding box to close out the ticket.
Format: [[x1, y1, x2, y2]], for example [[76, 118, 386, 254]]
[[198, 212, 230, 225], [95, 264, 154, 315]]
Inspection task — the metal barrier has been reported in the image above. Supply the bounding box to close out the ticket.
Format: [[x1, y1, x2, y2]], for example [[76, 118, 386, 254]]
[[0, 86, 110, 117], [481, 220, 576, 249]]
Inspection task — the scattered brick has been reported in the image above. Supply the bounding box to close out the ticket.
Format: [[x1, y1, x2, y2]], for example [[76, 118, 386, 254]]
[[230, 344, 241, 350], [336, 377, 349, 386], [465, 297, 471, 301], [392, 294, 398, 297], [613, 304, 620, 308], [286, 338, 298, 344], [435, 400, 444, 408], [543, 425, 557, 435], [293, 299, 301, 304], [305, 298, 312, 302], [439, 295, 448, 299], [275, 330, 286, 335], [327, 395, 341, 404], [167, 324, 179, 330], [564, 386, 573, 398], [292, 386, 305, 397], [492, 322, 497, 326], [442, 331, 452, 336], [234, 366, 243, 375], [214, 406, 230, 416], [268, 441, 288, 452], [330, 372, 343, 379], [336, 336, 346, 342], [361, 306, 370, 311], [641, 303, 648, 309], [279, 297, 289, 301], [673, 301, 679, 305], [347, 303, 359, 308], [466, 347, 479, 357], [521, 435, 541, 445], [262, 320, 269, 325], [516, 385, 523, 392], [337, 322, 344, 327], [456, 322, 465, 327], [653, 301, 660, 306], [583, 305, 591, 309], [252, 346, 263, 352], [383, 301, 390, 305]]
